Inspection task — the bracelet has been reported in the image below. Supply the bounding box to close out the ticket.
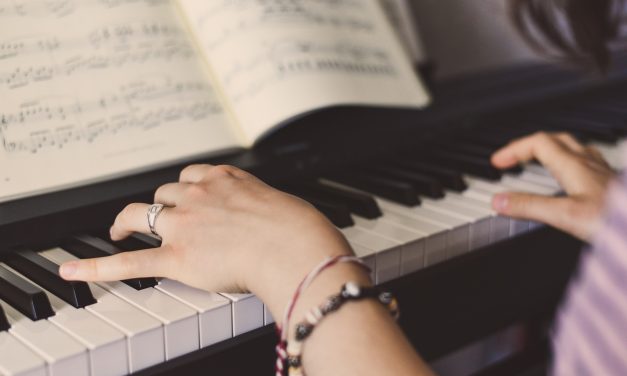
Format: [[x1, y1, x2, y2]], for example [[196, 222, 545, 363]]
[[285, 282, 399, 376], [275, 256, 370, 376]]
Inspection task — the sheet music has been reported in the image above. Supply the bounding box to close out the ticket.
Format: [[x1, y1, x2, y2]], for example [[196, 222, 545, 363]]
[[178, 0, 430, 143], [0, 0, 239, 202]]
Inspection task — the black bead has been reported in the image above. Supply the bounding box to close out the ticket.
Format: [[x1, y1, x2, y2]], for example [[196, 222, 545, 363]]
[[287, 356, 302, 368], [295, 323, 314, 341], [321, 295, 343, 314]]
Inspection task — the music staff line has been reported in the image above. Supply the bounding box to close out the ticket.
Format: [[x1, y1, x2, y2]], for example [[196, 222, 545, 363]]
[[1, 79, 222, 154], [194, 0, 374, 52]]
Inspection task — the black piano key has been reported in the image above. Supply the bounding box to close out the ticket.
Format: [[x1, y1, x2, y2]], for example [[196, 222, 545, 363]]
[[0, 305, 9, 331], [324, 172, 420, 206], [5, 250, 96, 309], [62, 236, 158, 290], [281, 186, 354, 228], [408, 149, 502, 181], [363, 165, 445, 198], [538, 118, 619, 143], [289, 182, 382, 219], [387, 158, 468, 192], [0, 265, 54, 321]]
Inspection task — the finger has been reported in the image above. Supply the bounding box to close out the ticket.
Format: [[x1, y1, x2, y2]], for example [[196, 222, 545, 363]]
[[110, 203, 174, 241], [154, 182, 190, 207], [554, 132, 586, 153], [584, 146, 608, 164], [492, 192, 574, 231], [60, 247, 174, 282], [491, 132, 578, 174]]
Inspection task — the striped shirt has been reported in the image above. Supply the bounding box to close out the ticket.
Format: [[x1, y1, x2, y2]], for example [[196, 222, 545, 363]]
[[551, 151, 627, 375]]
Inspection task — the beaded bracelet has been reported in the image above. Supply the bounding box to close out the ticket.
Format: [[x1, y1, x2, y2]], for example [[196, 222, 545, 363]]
[[285, 282, 399, 376], [275, 256, 370, 376]]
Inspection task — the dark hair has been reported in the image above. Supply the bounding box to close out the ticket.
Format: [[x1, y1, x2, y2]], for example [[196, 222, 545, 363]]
[[510, 0, 625, 73]]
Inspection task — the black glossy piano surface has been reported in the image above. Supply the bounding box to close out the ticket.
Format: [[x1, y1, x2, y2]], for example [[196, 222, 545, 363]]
[[1, 54, 626, 375]]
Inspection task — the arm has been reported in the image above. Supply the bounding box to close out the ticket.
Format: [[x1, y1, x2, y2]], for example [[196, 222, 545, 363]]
[[59, 164, 433, 376]]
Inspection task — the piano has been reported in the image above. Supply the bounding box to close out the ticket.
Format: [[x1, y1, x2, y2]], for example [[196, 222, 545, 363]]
[[1, 53, 626, 376]]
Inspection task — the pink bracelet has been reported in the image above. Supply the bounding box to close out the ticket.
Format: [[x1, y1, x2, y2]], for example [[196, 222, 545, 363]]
[[275, 255, 369, 376]]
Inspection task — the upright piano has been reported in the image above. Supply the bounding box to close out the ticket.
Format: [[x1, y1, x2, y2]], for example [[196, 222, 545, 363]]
[[1, 54, 626, 376]]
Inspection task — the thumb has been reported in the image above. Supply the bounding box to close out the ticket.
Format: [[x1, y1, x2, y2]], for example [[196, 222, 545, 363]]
[[492, 192, 572, 230], [60, 247, 174, 282]]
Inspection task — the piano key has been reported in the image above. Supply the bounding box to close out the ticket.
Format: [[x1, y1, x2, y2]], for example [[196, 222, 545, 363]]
[[289, 182, 382, 219], [45, 248, 199, 360], [40, 248, 166, 373], [288, 191, 354, 228], [218, 294, 264, 337], [453, 189, 514, 241], [62, 235, 158, 290], [4, 250, 96, 309], [363, 165, 445, 198], [515, 170, 561, 190], [387, 159, 468, 191], [0, 304, 9, 331], [347, 241, 377, 281], [264, 305, 274, 326], [352, 216, 425, 283], [0, 265, 54, 321], [0, 332, 46, 376], [421, 197, 492, 250], [591, 141, 624, 169], [374, 209, 447, 269], [340, 226, 403, 284], [2, 263, 128, 376], [0, 299, 89, 376], [377, 199, 470, 259], [411, 149, 502, 180], [156, 279, 232, 348], [323, 173, 420, 206]]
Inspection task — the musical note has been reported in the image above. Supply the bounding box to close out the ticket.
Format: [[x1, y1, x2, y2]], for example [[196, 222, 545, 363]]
[[1, 77, 221, 154]]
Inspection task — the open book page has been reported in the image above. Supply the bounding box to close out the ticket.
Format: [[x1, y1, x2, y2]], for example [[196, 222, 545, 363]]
[[177, 0, 431, 143], [0, 0, 240, 203], [379, 0, 429, 66]]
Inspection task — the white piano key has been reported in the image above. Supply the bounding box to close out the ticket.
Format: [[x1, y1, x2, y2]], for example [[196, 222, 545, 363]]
[[377, 199, 470, 259], [341, 225, 402, 283], [524, 164, 553, 177], [499, 175, 558, 195], [94, 283, 198, 360], [352, 216, 425, 283], [0, 332, 46, 376], [157, 279, 232, 348], [40, 249, 199, 360], [2, 263, 128, 376], [264, 305, 274, 326], [376, 209, 447, 268], [591, 141, 623, 169], [219, 294, 263, 336], [41, 248, 165, 373], [458, 188, 512, 242], [347, 241, 377, 281], [421, 197, 492, 250], [515, 171, 560, 190], [0, 299, 89, 376]]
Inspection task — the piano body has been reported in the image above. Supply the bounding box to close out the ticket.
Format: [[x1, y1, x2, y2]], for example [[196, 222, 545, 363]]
[[1, 17, 626, 375]]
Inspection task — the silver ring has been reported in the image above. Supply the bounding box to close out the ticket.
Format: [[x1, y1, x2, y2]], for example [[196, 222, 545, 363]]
[[147, 203, 165, 238]]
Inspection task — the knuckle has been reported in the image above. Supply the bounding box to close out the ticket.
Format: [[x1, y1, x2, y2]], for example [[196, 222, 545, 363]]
[[209, 164, 237, 178]]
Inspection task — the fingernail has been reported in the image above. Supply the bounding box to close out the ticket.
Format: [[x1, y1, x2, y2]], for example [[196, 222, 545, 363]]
[[493, 194, 509, 213], [60, 262, 77, 279]]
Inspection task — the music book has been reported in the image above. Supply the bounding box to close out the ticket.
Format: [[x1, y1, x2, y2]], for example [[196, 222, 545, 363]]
[[0, 0, 430, 203]]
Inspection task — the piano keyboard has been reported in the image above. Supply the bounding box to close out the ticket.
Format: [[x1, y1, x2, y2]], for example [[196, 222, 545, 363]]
[[0, 108, 625, 375]]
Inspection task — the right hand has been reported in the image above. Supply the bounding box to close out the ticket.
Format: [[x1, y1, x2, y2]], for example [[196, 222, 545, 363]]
[[490, 132, 617, 242], [60, 164, 357, 318]]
